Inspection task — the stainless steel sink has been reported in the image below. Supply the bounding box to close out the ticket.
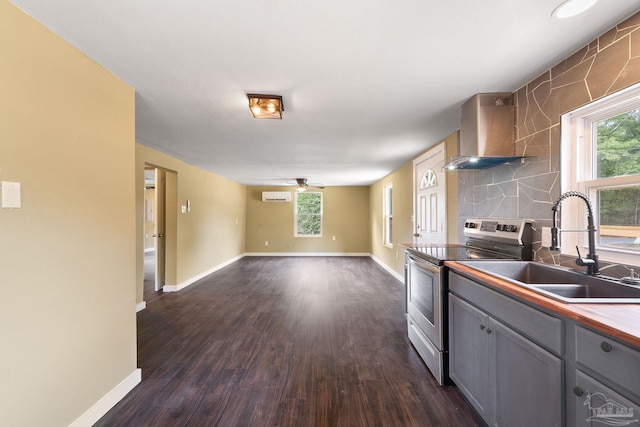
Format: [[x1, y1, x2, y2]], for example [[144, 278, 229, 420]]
[[456, 261, 640, 303]]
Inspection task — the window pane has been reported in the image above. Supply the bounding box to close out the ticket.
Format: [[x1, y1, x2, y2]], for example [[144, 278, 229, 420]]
[[296, 215, 321, 235], [595, 108, 640, 178], [598, 187, 640, 252], [296, 193, 321, 214], [295, 192, 321, 236]]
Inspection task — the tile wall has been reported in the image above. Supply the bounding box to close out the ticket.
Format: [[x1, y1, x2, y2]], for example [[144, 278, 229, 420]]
[[458, 12, 640, 277]]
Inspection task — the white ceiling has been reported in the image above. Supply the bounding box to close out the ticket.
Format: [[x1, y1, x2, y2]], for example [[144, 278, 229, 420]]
[[10, 0, 640, 186]]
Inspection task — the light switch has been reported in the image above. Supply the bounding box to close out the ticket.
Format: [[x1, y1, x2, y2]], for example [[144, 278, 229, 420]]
[[2, 181, 21, 208]]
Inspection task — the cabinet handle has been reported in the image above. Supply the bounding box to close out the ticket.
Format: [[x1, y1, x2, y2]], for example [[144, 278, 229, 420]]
[[573, 386, 584, 397], [480, 325, 486, 330], [600, 342, 613, 352], [486, 328, 492, 334]]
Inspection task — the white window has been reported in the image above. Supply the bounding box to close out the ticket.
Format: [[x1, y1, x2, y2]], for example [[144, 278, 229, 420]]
[[560, 83, 640, 265], [383, 183, 393, 247], [294, 192, 322, 237]]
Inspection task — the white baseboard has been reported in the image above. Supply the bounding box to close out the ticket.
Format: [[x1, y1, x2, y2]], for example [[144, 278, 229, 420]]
[[244, 252, 371, 257], [370, 255, 404, 283], [136, 301, 146, 312], [69, 368, 141, 427], [163, 254, 245, 292]]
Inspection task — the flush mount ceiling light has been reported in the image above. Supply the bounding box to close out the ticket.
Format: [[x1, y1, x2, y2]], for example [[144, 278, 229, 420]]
[[247, 94, 284, 119], [552, 0, 597, 18]]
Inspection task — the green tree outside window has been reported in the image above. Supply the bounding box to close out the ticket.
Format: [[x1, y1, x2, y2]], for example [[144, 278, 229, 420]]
[[295, 192, 322, 236]]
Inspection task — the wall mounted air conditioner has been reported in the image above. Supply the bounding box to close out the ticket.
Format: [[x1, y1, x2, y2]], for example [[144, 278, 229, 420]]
[[262, 191, 292, 202]]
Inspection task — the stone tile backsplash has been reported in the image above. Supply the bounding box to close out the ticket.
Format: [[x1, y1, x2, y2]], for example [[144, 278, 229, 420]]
[[457, 12, 640, 276]]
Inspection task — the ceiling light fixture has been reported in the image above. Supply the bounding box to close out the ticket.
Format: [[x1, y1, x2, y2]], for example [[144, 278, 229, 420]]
[[295, 178, 308, 192], [247, 94, 284, 119], [552, 0, 597, 19]]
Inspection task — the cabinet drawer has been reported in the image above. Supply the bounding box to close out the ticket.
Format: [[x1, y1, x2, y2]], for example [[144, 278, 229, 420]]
[[408, 317, 444, 385], [449, 272, 562, 355], [576, 326, 640, 397]]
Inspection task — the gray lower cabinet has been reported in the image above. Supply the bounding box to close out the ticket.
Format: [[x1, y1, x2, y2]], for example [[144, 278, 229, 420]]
[[568, 325, 640, 426], [449, 294, 490, 419], [489, 317, 562, 427], [449, 276, 563, 427], [572, 370, 640, 426]]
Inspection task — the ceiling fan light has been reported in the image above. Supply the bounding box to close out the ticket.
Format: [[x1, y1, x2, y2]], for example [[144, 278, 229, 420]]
[[247, 94, 284, 119], [296, 185, 306, 192]]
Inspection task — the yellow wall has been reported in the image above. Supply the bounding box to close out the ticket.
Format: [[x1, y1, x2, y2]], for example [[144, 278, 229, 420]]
[[0, 2, 137, 425], [370, 161, 414, 275], [370, 131, 460, 277], [245, 186, 370, 253], [135, 145, 246, 300]]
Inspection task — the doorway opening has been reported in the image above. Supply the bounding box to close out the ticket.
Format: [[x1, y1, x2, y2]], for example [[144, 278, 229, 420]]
[[143, 166, 162, 303], [142, 164, 178, 303]]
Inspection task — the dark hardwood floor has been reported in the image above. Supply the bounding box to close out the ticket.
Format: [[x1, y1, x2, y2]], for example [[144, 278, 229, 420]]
[[96, 256, 483, 426], [143, 251, 164, 305]]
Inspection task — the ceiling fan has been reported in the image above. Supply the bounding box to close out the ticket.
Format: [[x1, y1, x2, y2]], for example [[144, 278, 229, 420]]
[[293, 178, 325, 191]]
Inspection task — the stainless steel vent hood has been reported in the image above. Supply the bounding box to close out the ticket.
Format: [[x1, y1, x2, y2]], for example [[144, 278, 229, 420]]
[[444, 93, 524, 170]]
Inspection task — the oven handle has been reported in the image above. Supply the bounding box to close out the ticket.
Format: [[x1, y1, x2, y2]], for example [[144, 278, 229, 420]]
[[408, 255, 441, 274]]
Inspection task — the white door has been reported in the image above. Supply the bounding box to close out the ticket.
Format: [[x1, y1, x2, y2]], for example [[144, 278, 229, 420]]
[[153, 168, 166, 291], [413, 143, 447, 245]]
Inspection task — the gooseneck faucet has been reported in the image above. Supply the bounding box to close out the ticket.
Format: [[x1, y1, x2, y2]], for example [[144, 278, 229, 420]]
[[550, 191, 600, 276]]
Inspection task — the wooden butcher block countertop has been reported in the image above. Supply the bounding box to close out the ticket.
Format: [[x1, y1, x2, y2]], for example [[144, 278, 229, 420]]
[[446, 261, 640, 349]]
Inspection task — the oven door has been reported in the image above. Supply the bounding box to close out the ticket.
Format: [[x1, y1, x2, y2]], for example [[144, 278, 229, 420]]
[[407, 255, 442, 350]]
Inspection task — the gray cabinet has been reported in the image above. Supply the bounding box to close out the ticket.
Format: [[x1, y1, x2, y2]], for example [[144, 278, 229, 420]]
[[568, 325, 640, 426], [449, 294, 490, 419], [449, 273, 563, 427], [490, 317, 562, 427], [571, 370, 640, 426]]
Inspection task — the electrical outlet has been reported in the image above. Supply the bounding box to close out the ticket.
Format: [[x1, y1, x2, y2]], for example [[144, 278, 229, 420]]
[[541, 227, 552, 248], [264, 240, 269, 246], [332, 236, 336, 241]]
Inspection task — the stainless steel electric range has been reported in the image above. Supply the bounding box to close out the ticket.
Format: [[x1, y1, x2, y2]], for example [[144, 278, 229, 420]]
[[403, 218, 534, 385]]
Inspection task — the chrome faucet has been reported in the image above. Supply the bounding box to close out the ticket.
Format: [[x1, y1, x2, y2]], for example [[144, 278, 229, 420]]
[[550, 191, 600, 276]]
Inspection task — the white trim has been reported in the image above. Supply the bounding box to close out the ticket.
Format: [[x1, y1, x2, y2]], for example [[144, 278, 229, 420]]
[[370, 255, 404, 283], [294, 191, 323, 237], [244, 252, 371, 257], [69, 369, 141, 427], [162, 254, 245, 292], [136, 301, 146, 312], [144, 248, 155, 253], [561, 84, 640, 264]]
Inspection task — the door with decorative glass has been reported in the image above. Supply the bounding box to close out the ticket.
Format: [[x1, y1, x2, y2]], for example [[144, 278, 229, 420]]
[[413, 142, 447, 245]]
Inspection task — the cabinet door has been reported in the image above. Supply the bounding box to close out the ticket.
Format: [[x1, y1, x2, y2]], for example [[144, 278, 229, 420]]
[[489, 318, 563, 427], [449, 294, 490, 420], [573, 370, 640, 426]]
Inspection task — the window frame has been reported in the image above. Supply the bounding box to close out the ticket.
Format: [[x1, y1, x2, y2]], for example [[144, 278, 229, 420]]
[[383, 182, 393, 248], [560, 83, 640, 265], [294, 191, 323, 238]]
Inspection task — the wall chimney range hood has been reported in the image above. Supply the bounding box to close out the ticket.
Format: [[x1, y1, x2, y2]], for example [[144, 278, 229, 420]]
[[444, 93, 524, 170]]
